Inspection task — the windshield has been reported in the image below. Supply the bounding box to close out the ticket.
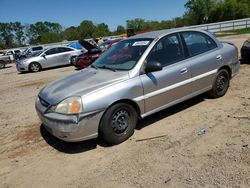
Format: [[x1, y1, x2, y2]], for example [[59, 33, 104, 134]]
[[35, 50, 45, 56], [93, 38, 153, 71]]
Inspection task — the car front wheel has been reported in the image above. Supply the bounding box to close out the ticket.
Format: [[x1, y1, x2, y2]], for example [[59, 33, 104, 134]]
[[29, 62, 41, 72], [99, 103, 137, 145]]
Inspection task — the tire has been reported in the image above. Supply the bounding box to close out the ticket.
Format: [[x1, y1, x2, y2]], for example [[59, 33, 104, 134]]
[[99, 103, 137, 145], [208, 69, 230, 98], [29, 62, 41, 72], [0, 61, 5, 69]]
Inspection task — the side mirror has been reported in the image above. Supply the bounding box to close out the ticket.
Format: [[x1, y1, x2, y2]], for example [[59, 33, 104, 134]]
[[42, 54, 46, 58], [145, 61, 162, 73]]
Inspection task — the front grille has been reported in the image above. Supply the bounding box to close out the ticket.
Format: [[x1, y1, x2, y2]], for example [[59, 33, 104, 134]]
[[39, 96, 50, 107]]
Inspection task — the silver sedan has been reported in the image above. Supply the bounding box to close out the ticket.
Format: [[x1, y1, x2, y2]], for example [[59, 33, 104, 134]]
[[36, 29, 240, 145], [16, 46, 82, 72]]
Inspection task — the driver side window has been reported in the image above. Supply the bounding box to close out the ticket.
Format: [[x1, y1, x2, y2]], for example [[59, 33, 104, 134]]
[[147, 34, 184, 67]]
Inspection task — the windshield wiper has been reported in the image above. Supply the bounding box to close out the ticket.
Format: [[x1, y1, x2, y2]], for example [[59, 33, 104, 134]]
[[90, 64, 98, 70], [98, 65, 116, 72]]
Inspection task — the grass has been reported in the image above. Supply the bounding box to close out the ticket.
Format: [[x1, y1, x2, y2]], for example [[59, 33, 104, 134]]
[[215, 27, 250, 37]]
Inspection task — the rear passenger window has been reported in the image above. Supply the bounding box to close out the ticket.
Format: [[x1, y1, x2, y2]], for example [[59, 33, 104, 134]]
[[147, 34, 184, 67], [58, 47, 73, 53], [182, 32, 217, 57]]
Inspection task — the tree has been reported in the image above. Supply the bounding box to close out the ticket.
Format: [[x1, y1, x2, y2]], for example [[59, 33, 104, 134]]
[[185, 0, 215, 25], [12, 22, 25, 45], [0, 22, 14, 48], [93, 23, 110, 38], [62, 26, 80, 41], [126, 18, 147, 30], [209, 0, 250, 22], [28, 21, 62, 44], [79, 20, 95, 39], [116, 25, 126, 35], [40, 32, 62, 44]]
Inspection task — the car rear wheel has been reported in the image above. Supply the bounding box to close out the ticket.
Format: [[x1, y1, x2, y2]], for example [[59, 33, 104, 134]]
[[0, 61, 5, 69], [29, 62, 41, 72], [99, 103, 137, 145], [208, 69, 230, 98]]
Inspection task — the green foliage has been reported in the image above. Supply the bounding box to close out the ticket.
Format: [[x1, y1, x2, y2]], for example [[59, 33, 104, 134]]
[[0, 22, 14, 48], [125, 18, 186, 31], [79, 20, 96, 39], [184, 0, 250, 25], [209, 0, 250, 22], [93, 23, 110, 38], [116, 25, 126, 35], [216, 27, 250, 37], [39, 32, 62, 44], [28, 21, 62, 44], [185, 0, 215, 25], [62, 26, 80, 41]]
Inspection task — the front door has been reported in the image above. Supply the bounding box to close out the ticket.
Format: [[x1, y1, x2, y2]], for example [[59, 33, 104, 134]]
[[41, 48, 61, 68], [140, 34, 191, 116]]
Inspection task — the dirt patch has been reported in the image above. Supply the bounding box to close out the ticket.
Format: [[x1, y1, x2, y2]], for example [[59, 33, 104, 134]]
[[17, 80, 47, 88], [3, 123, 45, 159]]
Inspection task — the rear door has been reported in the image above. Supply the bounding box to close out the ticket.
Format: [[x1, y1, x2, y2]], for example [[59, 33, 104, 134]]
[[140, 33, 192, 115], [41, 48, 60, 68], [57, 47, 74, 65], [180, 31, 221, 94]]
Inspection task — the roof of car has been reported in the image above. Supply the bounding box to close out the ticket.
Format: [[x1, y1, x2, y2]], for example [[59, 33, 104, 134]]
[[128, 28, 205, 39]]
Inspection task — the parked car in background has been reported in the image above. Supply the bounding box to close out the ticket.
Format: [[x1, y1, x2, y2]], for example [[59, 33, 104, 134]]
[[36, 29, 239, 145], [72, 39, 104, 69], [241, 39, 250, 62], [67, 42, 87, 51], [19, 46, 44, 59], [0, 50, 19, 69], [99, 38, 122, 50], [16, 46, 81, 72], [4, 49, 22, 60], [0, 54, 12, 69]]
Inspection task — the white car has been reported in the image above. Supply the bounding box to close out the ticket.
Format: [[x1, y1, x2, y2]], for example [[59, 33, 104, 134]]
[[16, 46, 82, 72]]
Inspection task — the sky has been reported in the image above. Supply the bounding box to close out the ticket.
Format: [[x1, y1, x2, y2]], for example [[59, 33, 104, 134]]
[[0, 0, 188, 31]]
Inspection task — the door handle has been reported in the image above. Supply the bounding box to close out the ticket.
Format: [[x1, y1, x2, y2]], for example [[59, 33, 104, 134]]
[[180, 68, 188, 74], [216, 55, 222, 60]]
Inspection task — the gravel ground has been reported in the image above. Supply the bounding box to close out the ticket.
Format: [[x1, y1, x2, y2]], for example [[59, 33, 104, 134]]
[[0, 35, 249, 188]]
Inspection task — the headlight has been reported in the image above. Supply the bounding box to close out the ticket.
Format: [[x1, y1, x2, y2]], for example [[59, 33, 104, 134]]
[[54, 96, 83, 114]]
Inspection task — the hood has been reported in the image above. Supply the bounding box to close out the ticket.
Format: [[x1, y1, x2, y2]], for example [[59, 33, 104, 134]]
[[79, 39, 100, 51], [19, 56, 41, 64], [39, 68, 129, 105]]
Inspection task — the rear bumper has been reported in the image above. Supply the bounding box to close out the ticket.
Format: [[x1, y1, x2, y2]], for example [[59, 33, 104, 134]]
[[231, 60, 240, 78]]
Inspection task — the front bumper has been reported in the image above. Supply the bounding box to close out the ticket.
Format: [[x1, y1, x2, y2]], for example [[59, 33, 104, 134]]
[[16, 62, 29, 72], [35, 98, 105, 142]]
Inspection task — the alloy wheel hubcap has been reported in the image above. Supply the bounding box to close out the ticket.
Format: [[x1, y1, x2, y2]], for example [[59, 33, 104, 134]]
[[112, 109, 129, 134], [31, 64, 39, 71]]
